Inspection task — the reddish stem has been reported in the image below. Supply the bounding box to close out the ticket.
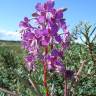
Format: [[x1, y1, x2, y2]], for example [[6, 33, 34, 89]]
[[43, 47, 49, 96], [44, 62, 49, 96]]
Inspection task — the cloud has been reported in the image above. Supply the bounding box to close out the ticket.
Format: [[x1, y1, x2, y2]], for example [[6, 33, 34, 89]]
[[0, 29, 21, 41]]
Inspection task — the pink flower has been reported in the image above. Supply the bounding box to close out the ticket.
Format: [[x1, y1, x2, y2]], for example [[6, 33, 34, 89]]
[[20, 0, 70, 74]]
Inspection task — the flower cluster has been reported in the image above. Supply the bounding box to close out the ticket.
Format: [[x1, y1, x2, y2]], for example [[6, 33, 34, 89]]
[[19, 0, 72, 77]]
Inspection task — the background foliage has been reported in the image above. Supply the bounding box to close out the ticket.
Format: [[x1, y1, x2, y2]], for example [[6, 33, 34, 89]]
[[0, 22, 96, 96]]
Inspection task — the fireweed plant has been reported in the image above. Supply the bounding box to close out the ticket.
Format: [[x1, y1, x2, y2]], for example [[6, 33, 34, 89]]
[[19, 0, 74, 95]]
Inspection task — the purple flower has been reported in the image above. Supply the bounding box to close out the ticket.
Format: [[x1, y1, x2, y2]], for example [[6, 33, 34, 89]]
[[41, 40, 49, 46], [50, 23, 59, 36], [47, 58, 55, 70], [41, 36, 50, 46], [25, 62, 36, 72], [21, 31, 39, 55], [45, 54, 65, 73], [55, 9, 64, 19], [65, 70, 74, 79], [59, 19, 66, 28], [59, 51, 64, 58], [20, 0, 71, 74], [37, 15, 45, 24], [22, 31, 34, 41], [45, 0, 55, 11], [19, 21, 32, 28], [55, 35, 62, 43], [35, 29, 49, 38], [24, 54, 36, 72], [21, 32, 34, 50], [54, 60, 65, 73], [32, 12, 39, 17], [25, 54, 34, 62], [51, 49, 59, 57], [44, 55, 55, 70], [64, 32, 70, 41], [51, 49, 64, 58], [42, 29, 49, 36], [35, 3, 44, 11], [35, 30, 42, 38], [35, 0, 54, 12], [24, 17, 29, 23], [62, 42, 70, 50], [19, 21, 28, 28]]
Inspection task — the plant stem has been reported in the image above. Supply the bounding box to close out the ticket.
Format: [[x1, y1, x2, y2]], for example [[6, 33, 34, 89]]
[[44, 62, 49, 96], [28, 74, 43, 96], [0, 87, 18, 96], [43, 47, 49, 96], [64, 73, 67, 96], [88, 43, 96, 65]]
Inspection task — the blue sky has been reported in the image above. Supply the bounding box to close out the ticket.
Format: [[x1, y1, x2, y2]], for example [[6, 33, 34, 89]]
[[0, 0, 96, 40]]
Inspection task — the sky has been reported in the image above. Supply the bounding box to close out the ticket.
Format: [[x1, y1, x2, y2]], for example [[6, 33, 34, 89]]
[[0, 0, 96, 41]]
